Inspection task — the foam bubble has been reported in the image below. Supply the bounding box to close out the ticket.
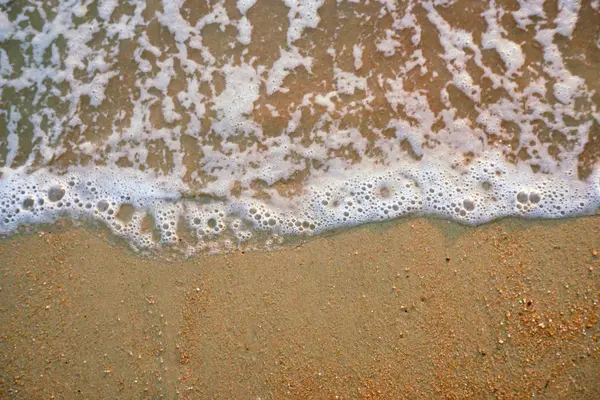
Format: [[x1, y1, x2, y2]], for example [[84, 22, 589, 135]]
[[48, 186, 66, 202]]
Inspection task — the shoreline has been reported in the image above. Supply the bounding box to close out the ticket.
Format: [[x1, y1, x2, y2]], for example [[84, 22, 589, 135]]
[[0, 216, 599, 398], [5, 211, 600, 259]]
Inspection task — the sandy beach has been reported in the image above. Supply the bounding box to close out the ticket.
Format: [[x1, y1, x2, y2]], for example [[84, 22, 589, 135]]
[[0, 217, 598, 399], [2, 0, 600, 398]]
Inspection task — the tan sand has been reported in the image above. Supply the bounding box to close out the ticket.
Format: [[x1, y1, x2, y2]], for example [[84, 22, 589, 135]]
[[0, 217, 599, 399]]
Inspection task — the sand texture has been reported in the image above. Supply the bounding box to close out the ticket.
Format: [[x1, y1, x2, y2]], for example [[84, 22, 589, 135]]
[[0, 217, 599, 399]]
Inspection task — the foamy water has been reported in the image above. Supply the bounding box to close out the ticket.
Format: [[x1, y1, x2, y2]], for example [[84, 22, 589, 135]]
[[1, 0, 599, 254]]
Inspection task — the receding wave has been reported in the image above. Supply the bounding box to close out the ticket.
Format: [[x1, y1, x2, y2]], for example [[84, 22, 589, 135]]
[[1, 0, 599, 254]]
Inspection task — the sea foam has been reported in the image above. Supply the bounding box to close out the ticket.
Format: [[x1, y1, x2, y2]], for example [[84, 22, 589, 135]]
[[0, 0, 599, 254]]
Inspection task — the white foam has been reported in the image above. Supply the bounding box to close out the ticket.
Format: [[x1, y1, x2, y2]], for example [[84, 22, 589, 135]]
[[315, 92, 338, 113], [352, 44, 364, 70], [236, 16, 253, 45], [0, 10, 12, 42], [555, 0, 581, 38], [98, 0, 118, 21], [512, 0, 546, 29], [284, 0, 325, 45], [0, 0, 598, 256], [334, 68, 367, 95], [0, 48, 11, 77], [212, 62, 264, 137], [376, 30, 401, 56], [1, 151, 597, 252], [266, 47, 313, 95], [237, 0, 257, 15], [3, 106, 20, 167], [481, 2, 525, 77]]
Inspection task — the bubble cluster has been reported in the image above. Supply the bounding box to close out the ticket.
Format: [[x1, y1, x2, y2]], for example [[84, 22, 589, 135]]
[[1, 153, 598, 255]]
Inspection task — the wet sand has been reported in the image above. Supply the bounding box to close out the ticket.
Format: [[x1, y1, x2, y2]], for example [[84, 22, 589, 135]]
[[0, 217, 599, 399]]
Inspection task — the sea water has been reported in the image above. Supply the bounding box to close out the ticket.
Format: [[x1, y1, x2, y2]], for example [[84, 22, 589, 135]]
[[0, 0, 599, 254]]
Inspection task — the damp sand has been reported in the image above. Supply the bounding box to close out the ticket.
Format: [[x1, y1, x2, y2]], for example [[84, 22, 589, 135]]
[[0, 217, 599, 399]]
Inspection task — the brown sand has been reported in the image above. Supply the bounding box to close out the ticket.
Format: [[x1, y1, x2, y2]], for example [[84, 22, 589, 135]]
[[0, 217, 599, 399]]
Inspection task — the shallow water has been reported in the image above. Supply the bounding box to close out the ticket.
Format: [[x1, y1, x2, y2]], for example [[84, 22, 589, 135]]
[[1, 0, 599, 254]]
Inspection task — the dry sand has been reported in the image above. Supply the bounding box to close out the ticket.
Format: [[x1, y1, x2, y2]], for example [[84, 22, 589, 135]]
[[0, 217, 599, 399]]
